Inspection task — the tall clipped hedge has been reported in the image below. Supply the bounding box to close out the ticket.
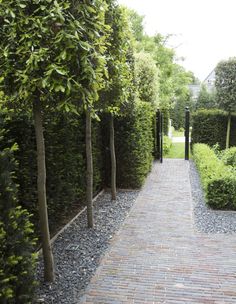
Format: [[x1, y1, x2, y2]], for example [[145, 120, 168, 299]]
[[1, 102, 155, 238], [191, 109, 236, 149], [0, 111, 105, 233], [104, 101, 154, 188], [0, 145, 37, 303]]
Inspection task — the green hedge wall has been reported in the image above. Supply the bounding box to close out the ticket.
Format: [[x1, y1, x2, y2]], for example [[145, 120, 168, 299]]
[[0, 145, 37, 303], [1, 103, 155, 232], [191, 109, 236, 149], [193, 143, 236, 210], [104, 101, 154, 188], [1, 111, 105, 233]]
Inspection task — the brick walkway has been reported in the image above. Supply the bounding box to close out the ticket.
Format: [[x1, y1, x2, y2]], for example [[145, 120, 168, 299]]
[[79, 160, 236, 304]]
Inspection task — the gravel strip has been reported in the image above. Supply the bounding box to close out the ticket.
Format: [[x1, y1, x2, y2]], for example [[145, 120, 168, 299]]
[[36, 190, 139, 304], [189, 160, 236, 234]]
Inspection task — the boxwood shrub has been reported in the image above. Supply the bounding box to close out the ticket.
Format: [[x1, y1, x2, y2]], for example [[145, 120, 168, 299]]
[[191, 109, 236, 149], [163, 136, 172, 155], [221, 147, 236, 166], [193, 143, 236, 210]]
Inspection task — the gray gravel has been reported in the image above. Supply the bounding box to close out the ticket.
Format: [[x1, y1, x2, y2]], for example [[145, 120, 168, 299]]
[[36, 190, 139, 304], [36, 162, 236, 303], [189, 160, 236, 234]]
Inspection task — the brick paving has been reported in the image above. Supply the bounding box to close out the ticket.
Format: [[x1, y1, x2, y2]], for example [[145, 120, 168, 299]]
[[79, 159, 236, 304]]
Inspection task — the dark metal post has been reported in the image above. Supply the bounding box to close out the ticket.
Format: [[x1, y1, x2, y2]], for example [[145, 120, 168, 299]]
[[185, 107, 190, 160], [160, 112, 163, 163], [156, 110, 160, 160]]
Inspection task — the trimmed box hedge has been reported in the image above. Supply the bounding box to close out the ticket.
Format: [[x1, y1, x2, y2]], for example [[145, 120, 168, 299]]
[[191, 109, 236, 149], [221, 147, 236, 166], [193, 143, 236, 210]]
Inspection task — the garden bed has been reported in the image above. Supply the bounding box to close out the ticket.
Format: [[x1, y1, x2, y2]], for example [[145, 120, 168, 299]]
[[190, 160, 236, 234]]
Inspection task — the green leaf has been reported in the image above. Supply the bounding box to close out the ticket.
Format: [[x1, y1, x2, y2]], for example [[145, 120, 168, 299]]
[[10, 10, 15, 18], [55, 67, 67, 76], [55, 85, 65, 92]]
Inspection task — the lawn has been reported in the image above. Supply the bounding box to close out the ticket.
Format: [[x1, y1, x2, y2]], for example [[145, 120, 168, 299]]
[[172, 129, 184, 137], [165, 142, 191, 159]]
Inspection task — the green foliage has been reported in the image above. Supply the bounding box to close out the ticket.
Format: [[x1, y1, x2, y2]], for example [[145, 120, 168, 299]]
[[109, 101, 154, 188], [136, 34, 174, 109], [124, 8, 195, 128], [195, 84, 216, 110], [165, 142, 185, 159], [0, 111, 104, 232], [193, 144, 225, 189], [193, 143, 236, 210], [0, 0, 108, 110], [171, 95, 192, 130], [162, 108, 170, 136], [163, 136, 172, 155], [0, 145, 37, 303], [125, 8, 145, 41], [215, 58, 236, 113], [100, 2, 134, 114], [170, 66, 194, 130], [191, 109, 236, 149], [221, 147, 236, 166], [1, 100, 155, 233], [134, 52, 159, 107]]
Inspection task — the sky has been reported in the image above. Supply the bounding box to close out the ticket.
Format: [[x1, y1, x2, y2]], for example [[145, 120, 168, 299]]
[[118, 0, 236, 81]]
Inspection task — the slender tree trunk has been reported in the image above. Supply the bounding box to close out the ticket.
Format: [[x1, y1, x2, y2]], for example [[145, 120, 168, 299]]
[[33, 100, 54, 282], [86, 109, 93, 228], [226, 112, 231, 149], [110, 114, 116, 200]]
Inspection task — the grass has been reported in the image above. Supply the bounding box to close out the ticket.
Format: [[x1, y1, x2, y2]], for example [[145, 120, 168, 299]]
[[172, 129, 184, 137], [165, 142, 192, 159]]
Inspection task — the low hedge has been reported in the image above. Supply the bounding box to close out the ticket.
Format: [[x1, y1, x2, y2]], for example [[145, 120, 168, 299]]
[[163, 136, 172, 155], [0, 145, 37, 303], [193, 143, 236, 210], [191, 109, 236, 149], [221, 147, 236, 166]]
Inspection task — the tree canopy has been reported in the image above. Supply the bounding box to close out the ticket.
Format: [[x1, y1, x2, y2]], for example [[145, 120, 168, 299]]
[[134, 52, 159, 107], [215, 58, 236, 113], [215, 57, 236, 148], [0, 0, 108, 112]]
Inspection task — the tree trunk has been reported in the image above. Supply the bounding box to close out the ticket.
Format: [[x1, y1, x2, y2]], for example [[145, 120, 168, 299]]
[[226, 112, 231, 149], [86, 109, 94, 228], [110, 114, 116, 200], [33, 100, 54, 282]]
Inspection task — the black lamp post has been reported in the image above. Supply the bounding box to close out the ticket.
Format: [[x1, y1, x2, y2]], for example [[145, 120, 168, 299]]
[[185, 107, 190, 160]]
